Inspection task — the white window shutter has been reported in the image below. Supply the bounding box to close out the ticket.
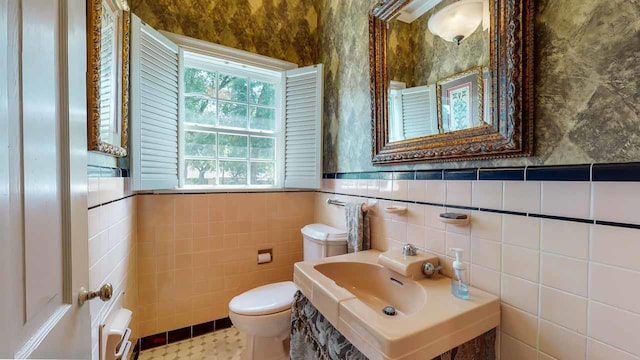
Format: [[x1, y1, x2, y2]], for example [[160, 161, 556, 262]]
[[401, 85, 438, 138], [130, 15, 180, 190], [99, 19, 115, 138], [283, 64, 323, 189]]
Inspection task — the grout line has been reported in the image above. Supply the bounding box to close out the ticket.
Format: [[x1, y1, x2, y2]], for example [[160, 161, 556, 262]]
[[538, 249, 588, 262], [537, 217, 543, 352], [539, 284, 588, 300], [586, 222, 592, 358]]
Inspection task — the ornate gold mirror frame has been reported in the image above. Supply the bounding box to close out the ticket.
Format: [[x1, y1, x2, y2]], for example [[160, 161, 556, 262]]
[[87, 0, 130, 157], [370, 0, 534, 164]]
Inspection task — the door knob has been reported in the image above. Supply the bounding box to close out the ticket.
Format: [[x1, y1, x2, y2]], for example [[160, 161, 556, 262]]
[[78, 283, 113, 305]]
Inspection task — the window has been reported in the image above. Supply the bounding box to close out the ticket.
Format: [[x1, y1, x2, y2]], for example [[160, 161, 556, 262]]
[[129, 15, 323, 191], [181, 56, 281, 187]]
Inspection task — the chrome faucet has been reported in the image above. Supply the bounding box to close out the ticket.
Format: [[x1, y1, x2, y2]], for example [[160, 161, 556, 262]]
[[422, 261, 443, 278], [402, 243, 418, 256]]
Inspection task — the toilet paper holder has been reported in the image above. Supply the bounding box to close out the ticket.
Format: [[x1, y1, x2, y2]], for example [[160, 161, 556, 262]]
[[258, 249, 273, 264]]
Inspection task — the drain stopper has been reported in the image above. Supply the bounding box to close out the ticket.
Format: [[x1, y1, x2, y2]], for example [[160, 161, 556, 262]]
[[383, 306, 397, 316]]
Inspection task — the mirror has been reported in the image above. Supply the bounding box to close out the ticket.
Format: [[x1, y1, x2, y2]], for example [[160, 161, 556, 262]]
[[87, 0, 130, 157], [370, 0, 534, 164]]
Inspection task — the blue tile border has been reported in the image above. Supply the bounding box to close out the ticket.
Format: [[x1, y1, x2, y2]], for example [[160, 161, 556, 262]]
[[592, 163, 640, 182], [322, 162, 640, 182], [526, 164, 591, 181], [444, 169, 478, 180], [415, 170, 443, 180], [335, 172, 359, 179], [392, 171, 415, 180], [359, 172, 383, 180], [479, 168, 525, 181]]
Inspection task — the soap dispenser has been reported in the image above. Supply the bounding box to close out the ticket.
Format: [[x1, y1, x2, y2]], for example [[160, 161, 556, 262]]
[[450, 248, 469, 299]]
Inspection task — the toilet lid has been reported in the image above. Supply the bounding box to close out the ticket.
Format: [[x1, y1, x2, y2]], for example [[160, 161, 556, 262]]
[[229, 281, 298, 316]]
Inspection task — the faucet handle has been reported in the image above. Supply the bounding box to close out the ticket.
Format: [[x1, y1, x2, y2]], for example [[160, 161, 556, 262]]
[[402, 243, 418, 256], [422, 261, 442, 277]]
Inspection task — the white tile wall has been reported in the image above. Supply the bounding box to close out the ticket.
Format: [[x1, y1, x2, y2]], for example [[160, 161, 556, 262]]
[[88, 178, 137, 360], [503, 181, 540, 213], [539, 319, 587, 359], [501, 332, 537, 360], [317, 176, 640, 359], [446, 180, 472, 206], [472, 181, 503, 209], [589, 302, 640, 357], [591, 225, 640, 271], [541, 181, 591, 218], [540, 253, 588, 297], [407, 180, 426, 202], [540, 285, 588, 335], [502, 215, 540, 250], [501, 303, 538, 347], [541, 218, 589, 259], [592, 182, 640, 224], [88, 177, 131, 208]]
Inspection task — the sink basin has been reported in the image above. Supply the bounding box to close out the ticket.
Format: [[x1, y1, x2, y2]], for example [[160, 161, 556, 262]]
[[313, 262, 425, 317], [294, 250, 500, 360]]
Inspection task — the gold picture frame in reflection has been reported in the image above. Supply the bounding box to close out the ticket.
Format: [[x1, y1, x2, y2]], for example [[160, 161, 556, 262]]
[[436, 67, 484, 134]]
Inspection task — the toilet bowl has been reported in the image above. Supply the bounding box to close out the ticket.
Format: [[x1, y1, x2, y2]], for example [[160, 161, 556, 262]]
[[228, 223, 348, 360], [229, 281, 298, 360]]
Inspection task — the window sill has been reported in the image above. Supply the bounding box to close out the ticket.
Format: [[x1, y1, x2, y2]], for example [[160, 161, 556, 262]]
[[136, 186, 314, 195]]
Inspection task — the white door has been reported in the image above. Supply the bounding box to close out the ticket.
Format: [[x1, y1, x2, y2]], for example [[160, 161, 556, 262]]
[[0, 0, 94, 358]]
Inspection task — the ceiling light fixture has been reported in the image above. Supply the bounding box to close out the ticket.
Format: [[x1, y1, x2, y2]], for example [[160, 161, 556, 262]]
[[427, 0, 484, 45]]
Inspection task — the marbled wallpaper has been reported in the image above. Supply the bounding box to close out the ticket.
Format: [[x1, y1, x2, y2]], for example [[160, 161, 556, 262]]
[[321, 0, 640, 172], [388, 0, 489, 88], [130, 0, 639, 172], [130, 0, 319, 66], [387, 20, 417, 87]]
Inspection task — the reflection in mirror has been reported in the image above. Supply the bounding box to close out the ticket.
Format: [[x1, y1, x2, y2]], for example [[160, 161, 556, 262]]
[[387, 0, 490, 142], [87, 0, 129, 157], [99, 1, 119, 145]]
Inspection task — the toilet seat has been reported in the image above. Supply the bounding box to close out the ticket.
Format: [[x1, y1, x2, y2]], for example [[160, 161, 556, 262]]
[[229, 281, 298, 316]]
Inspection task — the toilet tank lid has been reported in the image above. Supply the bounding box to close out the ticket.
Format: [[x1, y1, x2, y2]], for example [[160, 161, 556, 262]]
[[301, 223, 348, 242], [229, 281, 298, 316]]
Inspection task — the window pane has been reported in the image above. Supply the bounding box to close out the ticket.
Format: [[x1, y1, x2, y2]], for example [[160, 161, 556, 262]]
[[184, 68, 216, 96], [250, 106, 276, 131], [218, 74, 247, 102], [220, 161, 247, 185], [185, 160, 216, 185], [219, 102, 248, 129], [251, 162, 275, 185], [218, 133, 248, 158], [250, 80, 276, 106], [185, 131, 216, 157], [185, 96, 216, 126], [250, 136, 274, 160]]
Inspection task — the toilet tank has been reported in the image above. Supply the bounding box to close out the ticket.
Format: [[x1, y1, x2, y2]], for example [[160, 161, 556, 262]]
[[301, 223, 348, 261]]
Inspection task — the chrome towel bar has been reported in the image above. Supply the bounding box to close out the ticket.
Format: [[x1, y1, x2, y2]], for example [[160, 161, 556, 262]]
[[327, 198, 368, 212]]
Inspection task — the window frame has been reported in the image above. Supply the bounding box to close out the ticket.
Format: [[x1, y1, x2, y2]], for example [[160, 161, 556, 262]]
[[178, 51, 286, 189]]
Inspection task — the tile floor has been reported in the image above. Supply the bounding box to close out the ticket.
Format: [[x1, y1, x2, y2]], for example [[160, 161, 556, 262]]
[[138, 327, 245, 360]]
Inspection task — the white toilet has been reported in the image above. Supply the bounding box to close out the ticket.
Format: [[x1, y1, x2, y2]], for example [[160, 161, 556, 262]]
[[228, 223, 348, 360]]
